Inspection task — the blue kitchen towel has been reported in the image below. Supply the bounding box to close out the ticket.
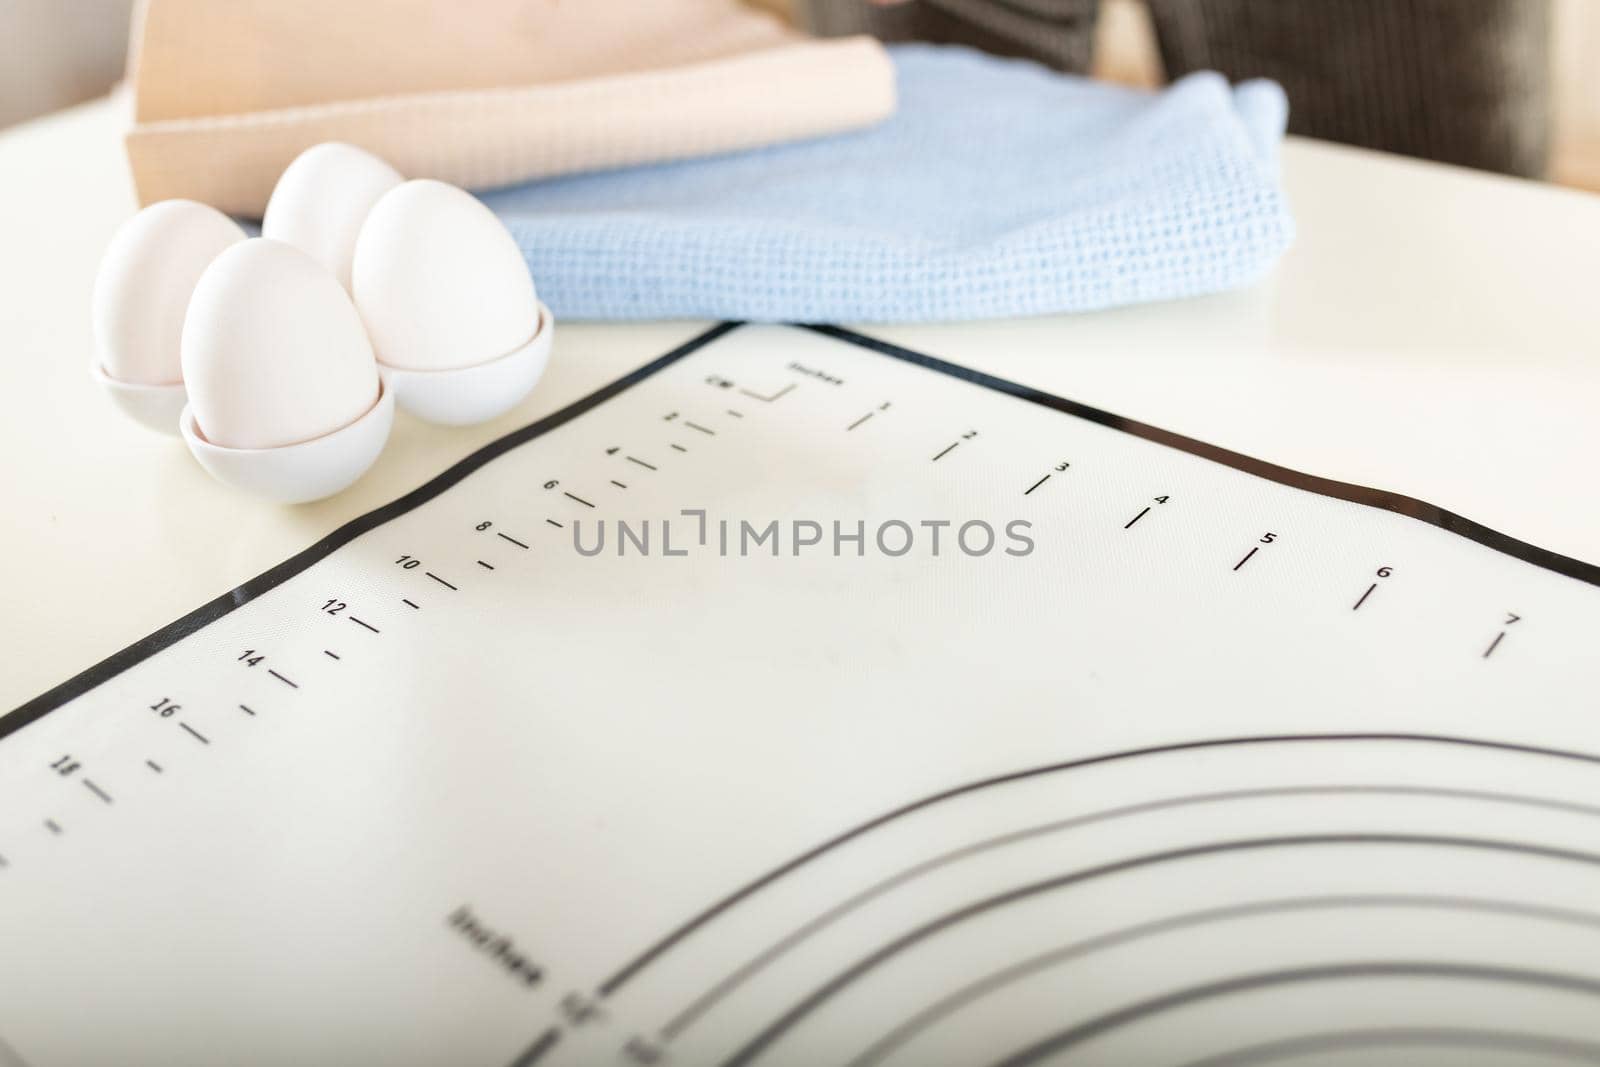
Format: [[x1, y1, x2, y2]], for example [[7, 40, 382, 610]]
[[480, 45, 1294, 322]]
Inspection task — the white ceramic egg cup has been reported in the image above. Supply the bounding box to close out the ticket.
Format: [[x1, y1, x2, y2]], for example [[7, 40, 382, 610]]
[[180, 375, 395, 504], [384, 302, 554, 426], [90, 358, 187, 436]]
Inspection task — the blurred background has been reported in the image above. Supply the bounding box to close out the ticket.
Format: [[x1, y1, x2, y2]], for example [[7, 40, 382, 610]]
[[3, 0, 1597, 189]]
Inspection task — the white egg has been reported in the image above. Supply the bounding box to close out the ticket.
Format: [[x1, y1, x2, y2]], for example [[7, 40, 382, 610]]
[[92, 200, 245, 385], [182, 239, 380, 451], [262, 142, 403, 292], [351, 179, 538, 372]]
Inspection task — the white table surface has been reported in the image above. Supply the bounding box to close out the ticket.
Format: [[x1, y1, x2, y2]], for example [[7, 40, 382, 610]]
[[2, 97, 1597, 715]]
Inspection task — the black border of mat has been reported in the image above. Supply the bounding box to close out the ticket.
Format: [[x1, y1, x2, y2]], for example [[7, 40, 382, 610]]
[[4, 322, 1596, 741]]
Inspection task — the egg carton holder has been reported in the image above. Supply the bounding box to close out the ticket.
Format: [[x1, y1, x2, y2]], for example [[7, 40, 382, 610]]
[[181, 374, 396, 504], [93, 148, 556, 504], [385, 303, 553, 426]]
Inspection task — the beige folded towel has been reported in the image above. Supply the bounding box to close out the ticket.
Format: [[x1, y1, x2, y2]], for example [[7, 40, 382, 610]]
[[123, 0, 896, 216]]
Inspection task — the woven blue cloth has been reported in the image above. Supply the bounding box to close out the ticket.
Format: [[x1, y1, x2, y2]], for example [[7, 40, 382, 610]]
[[481, 45, 1294, 323]]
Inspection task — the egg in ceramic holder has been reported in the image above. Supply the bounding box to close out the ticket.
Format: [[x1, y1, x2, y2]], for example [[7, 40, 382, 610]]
[[178, 239, 395, 504], [91, 143, 553, 503], [265, 148, 554, 426], [353, 179, 552, 427], [91, 199, 246, 434]]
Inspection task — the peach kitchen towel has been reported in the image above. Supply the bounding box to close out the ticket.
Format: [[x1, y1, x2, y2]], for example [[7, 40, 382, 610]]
[[122, 0, 896, 216]]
